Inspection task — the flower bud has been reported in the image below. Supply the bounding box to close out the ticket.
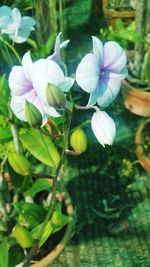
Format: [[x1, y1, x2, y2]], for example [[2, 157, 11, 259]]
[[91, 111, 116, 147], [70, 128, 87, 153], [13, 224, 33, 248], [46, 83, 66, 109], [25, 101, 42, 127]]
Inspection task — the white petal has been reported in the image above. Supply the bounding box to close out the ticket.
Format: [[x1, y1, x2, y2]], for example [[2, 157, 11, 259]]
[[91, 111, 116, 147], [9, 66, 32, 96], [58, 77, 74, 92], [11, 8, 21, 26], [103, 41, 127, 72], [22, 52, 33, 80], [60, 39, 70, 49], [97, 76, 121, 107], [43, 105, 60, 117], [46, 59, 65, 85], [76, 53, 100, 93], [20, 16, 36, 30], [11, 96, 27, 121], [92, 36, 104, 67]]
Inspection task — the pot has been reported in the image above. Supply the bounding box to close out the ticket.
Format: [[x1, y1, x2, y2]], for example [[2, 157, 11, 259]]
[[30, 191, 74, 267], [102, 0, 135, 29], [135, 119, 150, 173], [122, 79, 150, 117]]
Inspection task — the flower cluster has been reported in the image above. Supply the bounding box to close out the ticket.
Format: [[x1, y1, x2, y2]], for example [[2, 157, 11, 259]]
[[0, 5, 35, 43], [9, 33, 127, 147]]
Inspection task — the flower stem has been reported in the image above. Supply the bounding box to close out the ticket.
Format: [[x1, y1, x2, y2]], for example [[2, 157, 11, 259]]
[[75, 104, 99, 112], [23, 109, 72, 266]]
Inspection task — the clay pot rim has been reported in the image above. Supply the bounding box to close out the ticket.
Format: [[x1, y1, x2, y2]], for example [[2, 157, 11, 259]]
[[104, 7, 135, 18], [122, 79, 150, 98], [135, 119, 150, 173], [30, 190, 74, 267]]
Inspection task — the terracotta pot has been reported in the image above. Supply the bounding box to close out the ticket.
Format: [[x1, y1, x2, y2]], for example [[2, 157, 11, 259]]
[[102, 0, 135, 29], [135, 119, 150, 173], [30, 191, 74, 267], [122, 79, 150, 117]]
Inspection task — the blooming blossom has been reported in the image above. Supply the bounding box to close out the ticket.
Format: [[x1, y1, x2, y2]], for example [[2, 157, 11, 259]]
[[9, 52, 74, 125], [91, 110, 116, 147], [76, 36, 128, 107], [0, 5, 35, 43]]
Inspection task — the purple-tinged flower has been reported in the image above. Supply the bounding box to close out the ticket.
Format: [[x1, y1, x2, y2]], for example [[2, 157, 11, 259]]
[[76, 37, 128, 107], [48, 32, 69, 67], [0, 5, 35, 43], [91, 110, 116, 147], [9, 52, 74, 126]]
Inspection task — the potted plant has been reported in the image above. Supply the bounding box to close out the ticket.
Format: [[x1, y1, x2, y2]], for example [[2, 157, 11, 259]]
[[100, 18, 144, 50], [122, 0, 150, 117], [0, 4, 128, 267], [102, 0, 135, 29], [135, 119, 150, 173]]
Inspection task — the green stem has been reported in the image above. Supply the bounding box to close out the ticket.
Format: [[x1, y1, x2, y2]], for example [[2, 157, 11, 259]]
[[23, 109, 72, 266], [70, 119, 91, 133]]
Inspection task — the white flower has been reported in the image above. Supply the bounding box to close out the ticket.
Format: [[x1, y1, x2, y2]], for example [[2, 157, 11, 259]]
[[76, 36, 128, 107], [91, 110, 116, 147], [9, 52, 74, 125], [0, 5, 35, 43]]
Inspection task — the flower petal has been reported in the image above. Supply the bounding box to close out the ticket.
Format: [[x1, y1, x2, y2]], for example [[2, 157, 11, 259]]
[[11, 8, 21, 26], [103, 41, 127, 73], [11, 96, 27, 121], [92, 36, 104, 67], [22, 52, 33, 80], [58, 77, 75, 92], [20, 16, 36, 30], [96, 75, 121, 107], [43, 105, 60, 117], [0, 6, 12, 30], [87, 86, 100, 106], [9, 66, 32, 96], [76, 53, 99, 93], [91, 111, 116, 147], [46, 59, 65, 85], [48, 32, 69, 65]]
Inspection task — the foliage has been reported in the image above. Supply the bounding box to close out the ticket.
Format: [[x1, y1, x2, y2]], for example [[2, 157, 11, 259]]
[[100, 19, 144, 48]]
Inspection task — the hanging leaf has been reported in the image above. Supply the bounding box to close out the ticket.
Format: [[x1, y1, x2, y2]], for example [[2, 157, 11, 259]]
[[15, 202, 46, 228], [0, 238, 8, 267], [0, 127, 12, 143], [7, 151, 32, 175], [8, 244, 24, 267], [30, 221, 53, 247], [25, 178, 52, 197], [20, 128, 60, 167]]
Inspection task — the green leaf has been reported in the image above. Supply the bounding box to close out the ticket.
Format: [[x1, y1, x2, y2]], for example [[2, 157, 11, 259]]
[[7, 163, 31, 191], [0, 127, 12, 143], [7, 151, 32, 176], [31, 221, 53, 247], [8, 244, 24, 267], [25, 178, 52, 197], [51, 203, 72, 234], [20, 128, 60, 167], [15, 202, 46, 228], [0, 238, 8, 267]]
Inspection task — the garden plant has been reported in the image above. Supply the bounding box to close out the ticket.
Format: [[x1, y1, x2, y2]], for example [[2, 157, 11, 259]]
[[0, 3, 129, 267]]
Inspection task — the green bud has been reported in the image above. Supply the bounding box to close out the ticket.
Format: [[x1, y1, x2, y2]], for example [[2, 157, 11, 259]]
[[25, 101, 42, 127], [46, 83, 66, 109], [70, 128, 87, 153], [8, 151, 32, 175], [13, 224, 33, 248]]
